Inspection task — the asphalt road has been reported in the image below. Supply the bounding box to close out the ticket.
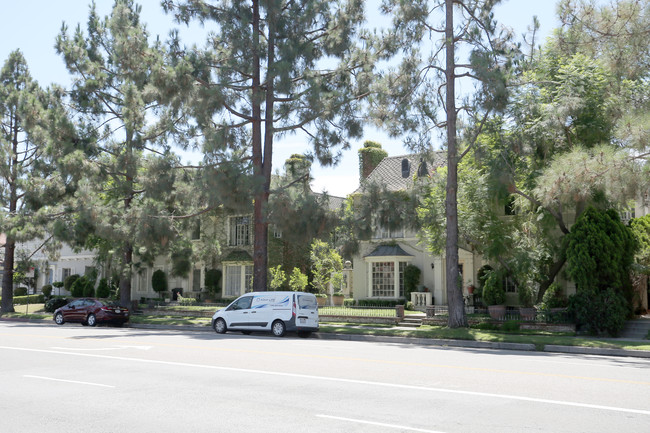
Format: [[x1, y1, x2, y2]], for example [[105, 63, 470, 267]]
[[1, 321, 649, 433]]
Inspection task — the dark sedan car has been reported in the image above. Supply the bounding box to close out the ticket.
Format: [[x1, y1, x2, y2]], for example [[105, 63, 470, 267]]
[[53, 298, 129, 327]]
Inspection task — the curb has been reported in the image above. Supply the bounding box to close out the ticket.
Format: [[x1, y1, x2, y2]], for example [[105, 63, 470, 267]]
[[2, 318, 648, 359]]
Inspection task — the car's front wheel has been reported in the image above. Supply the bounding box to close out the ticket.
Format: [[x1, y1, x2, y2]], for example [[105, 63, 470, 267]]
[[54, 312, 64, 325], [214, 318, 227, 334], [86, 314, 97, 327], [271, 320, 286, 337]]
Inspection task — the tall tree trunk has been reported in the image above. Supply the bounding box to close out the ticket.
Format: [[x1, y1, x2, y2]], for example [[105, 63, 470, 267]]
[[445, 0, 467, 328], [251, 0, 268, 292], [1, 120, 20, 314], [1, 239, 16, 313], [119, 243, 133, 310]]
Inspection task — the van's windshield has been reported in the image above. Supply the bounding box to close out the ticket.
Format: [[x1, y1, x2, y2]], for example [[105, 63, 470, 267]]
[[297, 295, 318, 310]]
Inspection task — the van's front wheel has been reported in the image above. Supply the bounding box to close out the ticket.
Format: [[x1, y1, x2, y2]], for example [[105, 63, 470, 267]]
[[271, 320, 286, 337], [214, 318, 227, 334]]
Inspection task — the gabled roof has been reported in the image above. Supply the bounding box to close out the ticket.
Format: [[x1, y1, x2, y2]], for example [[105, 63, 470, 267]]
[[364, 244, 413, 258], [355, 152, 446, 194]]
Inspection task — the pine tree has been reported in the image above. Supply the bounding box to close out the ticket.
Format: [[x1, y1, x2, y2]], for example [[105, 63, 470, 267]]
[[162, 0, 373, 291], [376, 0, 516, 327], [55, 1, 192, 309], [0, 51, 77, 313]]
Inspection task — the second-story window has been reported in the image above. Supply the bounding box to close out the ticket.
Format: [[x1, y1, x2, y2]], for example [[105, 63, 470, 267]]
[[229, 216, 251, 246]]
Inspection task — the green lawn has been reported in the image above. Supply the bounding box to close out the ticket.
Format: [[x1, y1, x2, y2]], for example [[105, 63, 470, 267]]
[[3, 305, 648, 353]]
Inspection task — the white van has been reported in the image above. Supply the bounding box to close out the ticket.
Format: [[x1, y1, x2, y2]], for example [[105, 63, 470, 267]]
[[211, 291, 319, 337]]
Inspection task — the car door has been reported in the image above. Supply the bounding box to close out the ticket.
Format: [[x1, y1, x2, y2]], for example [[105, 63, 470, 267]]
[[63, 299, 85, 322], [223, 296, 254, 330]]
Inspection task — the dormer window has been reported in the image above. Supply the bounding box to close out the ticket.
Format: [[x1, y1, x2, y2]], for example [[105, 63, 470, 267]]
[[401, 158, 410, 178]]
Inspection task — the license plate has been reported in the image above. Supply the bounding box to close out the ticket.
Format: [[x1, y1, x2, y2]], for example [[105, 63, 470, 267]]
[[115, 309, 121, 313], [300, 318, 306, 324]]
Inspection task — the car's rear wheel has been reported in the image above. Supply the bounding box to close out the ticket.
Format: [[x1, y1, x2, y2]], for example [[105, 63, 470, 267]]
[[54, 312, 64, 325], [214, 318, 227, 334], [86, 314, 97, 327], [271, 320, 286, 337], [297, 331, 311, 338]]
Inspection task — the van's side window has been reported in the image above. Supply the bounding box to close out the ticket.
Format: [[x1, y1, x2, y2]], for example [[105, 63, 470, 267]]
[[229, 296, 252, 311]]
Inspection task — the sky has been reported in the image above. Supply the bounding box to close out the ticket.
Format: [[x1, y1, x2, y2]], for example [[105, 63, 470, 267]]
[[0, 0, 560, 197]]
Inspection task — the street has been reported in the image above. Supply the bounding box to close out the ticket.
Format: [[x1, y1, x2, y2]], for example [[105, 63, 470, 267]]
[[1, 321, 649, 432]]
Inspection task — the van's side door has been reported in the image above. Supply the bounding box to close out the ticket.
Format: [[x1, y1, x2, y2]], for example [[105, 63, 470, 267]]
[[224, 296, 254, 329]]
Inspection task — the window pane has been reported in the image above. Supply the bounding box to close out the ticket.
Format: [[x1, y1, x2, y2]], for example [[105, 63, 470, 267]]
[[229, 216, 251, 246], [399, 262, 406, 297], [372, 262, 395, 297], [244, 265, 253, 291], [192, 269, 201, 291], [225, 265, 241, 297]]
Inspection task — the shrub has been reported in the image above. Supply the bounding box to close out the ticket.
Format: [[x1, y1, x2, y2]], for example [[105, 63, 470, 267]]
[[64, 274, 80, 293], [517, 284, 535, 308], [477, 265, 494, 290], [482, 271, 505, 305], [539, 283, 567, 310], [151, 269, 168, 296], [501, 320, 521, 332], [41, 285, 53, 298], [204, 269, 221, 296], [403, 264, 421, 301], [269, 265, 286, 290], [82, 279, 95, 297], [568, 287, 628, 337], [14, 287, 28, 296], [343, 298, 355, 307], [356, 298, 406, 307], [13, 294, 45, 305], [472, 322, 499, 331], [288, 268, 308, 291], [177, 294, 197, 306], [45, 297, 69, 312], [96, 278, 110, 298]]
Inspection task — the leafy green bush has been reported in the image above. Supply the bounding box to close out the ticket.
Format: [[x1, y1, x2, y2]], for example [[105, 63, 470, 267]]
[[45, 297, 69, 312], [471, 322, 499, 331], [14, 287, 28, 296], [70, 275, 94, 298], [64, 274, 80, 293], [288, 268, 308, 291], [357, 298, 406, 307], [96, 278, 110, 298], [204, 269, 221, 296], [343, 298, 355, 307], [403, 264, 421, 301], [568, 287, 628, 337], [151, 269, 168, 296], [41, 285, 53, 298], [482, 271, 505, 305], [539, 283, 567, 309], [178, 294, 197, 306], [501, 320, 521, 332], [13, 294, 45, 305]]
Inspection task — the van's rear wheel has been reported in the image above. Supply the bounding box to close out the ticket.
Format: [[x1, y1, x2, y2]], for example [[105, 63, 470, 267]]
[[214, 318, 227, 334], [271, 320, 286, 337]]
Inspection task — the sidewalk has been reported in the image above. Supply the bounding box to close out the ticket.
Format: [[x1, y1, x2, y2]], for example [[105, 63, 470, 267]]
[[2, 315, 649, 359], [126, 322, 650, 359]]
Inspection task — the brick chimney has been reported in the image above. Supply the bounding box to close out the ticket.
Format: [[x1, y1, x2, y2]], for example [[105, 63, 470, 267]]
[[358, 141, 387, 180]]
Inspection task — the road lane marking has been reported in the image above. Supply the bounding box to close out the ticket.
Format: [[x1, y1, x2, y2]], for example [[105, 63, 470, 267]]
[[50, 345, 152, 351], [316, 414, 446, 432], [24, 375, 115, 388], [3, 345, 650, 416]]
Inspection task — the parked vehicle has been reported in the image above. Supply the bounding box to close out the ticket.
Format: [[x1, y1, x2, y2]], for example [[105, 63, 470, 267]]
[[53, 298, 129, 327], [212, 291, 319, 337]]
